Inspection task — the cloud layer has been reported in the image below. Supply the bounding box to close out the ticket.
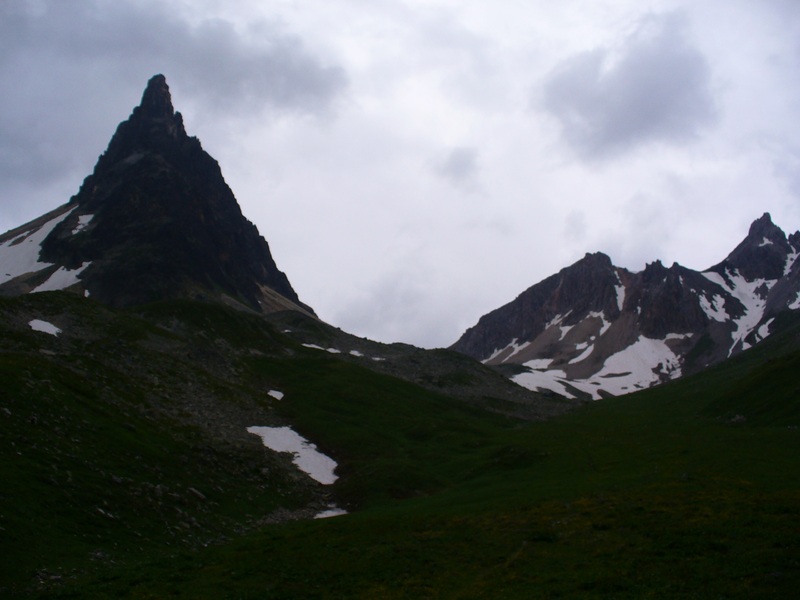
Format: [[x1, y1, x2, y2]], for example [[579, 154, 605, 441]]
[[2, 1, 800, 348], [541, 12, 718, 158]]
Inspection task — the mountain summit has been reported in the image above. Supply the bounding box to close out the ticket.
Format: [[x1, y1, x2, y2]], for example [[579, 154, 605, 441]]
[[451, 215, 800, 399], [0, 75, 312, 315]]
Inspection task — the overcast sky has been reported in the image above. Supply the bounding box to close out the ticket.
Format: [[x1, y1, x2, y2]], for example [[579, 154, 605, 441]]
[[3, 0, 800, 347]]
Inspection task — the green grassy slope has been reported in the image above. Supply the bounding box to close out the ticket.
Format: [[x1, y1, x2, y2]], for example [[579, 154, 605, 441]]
[[2, 293, 799, 598]]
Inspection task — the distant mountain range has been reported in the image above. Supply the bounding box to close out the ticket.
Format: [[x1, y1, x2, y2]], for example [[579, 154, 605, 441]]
[[2, 74, 798, 404], [0, 74, 312, 316], [451, 213, 800, 398]]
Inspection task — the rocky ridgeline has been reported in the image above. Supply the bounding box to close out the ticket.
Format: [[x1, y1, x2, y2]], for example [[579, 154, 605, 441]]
[[452, 213, 800, 399]]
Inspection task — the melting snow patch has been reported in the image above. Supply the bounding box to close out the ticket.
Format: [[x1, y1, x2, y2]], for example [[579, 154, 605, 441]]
[[615, 280, 626, 312], [247, 426, 338, 485], [31, 262, 91, 293], [268, 390, 284, 401], [29, 319, 61, 336], [786, 252, 799, 276], [698, 295, 727, 322], [349, 350, 364, 357], [71, 214, 94, 235], [704, 269, 776, 354], [315, 507, 348, 519], [665, 333, 691, 341], [0, 208, 75, 284], [790, 292, 800, 310], [569, 344, 594, 364], [587, 311, 611, 336], [512, 364, 575, 399], [302, 343, 341, 354], [757, 318, 774, 341], [759, 237, 774, 247]]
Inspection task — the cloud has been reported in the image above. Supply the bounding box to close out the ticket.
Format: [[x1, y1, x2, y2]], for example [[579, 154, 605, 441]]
[[0, 0, 347, 194], [433, 146, 481, 191], [540, 11, 718, 159]]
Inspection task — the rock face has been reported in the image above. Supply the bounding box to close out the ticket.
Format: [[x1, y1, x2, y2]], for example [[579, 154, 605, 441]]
[[0, 74, 313, 315], [451, 213, 800, 399]]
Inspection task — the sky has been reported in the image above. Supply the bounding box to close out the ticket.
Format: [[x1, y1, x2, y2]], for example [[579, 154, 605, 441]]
[[2, 0, 800, 348]]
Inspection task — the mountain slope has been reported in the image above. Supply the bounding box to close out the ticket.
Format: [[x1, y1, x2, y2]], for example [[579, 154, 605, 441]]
[[14, 290, 799, 599], [0, 75, 311, 315], [451, 213, 800, 399]]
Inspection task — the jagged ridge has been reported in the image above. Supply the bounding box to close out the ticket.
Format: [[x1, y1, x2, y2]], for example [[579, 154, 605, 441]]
[[451, 213, 800, 399]]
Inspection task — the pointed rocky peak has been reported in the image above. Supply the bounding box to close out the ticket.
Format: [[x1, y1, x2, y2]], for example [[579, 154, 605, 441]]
[[92, 74, 190, 175], [3, 74, 315, 317], [137, 74, 174, 119], [713, 213, 791, 281], [790, 231, 800, 253]]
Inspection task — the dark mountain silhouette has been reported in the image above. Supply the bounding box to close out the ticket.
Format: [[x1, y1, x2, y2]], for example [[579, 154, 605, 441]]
[[0, 74, 312, 315]]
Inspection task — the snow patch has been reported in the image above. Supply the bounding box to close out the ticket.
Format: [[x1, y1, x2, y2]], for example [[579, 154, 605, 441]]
[[587, 311, 611, 337], [29, 319, 61, 336], [512, 366, 575, 399], [665, 333, 691, 341], [698, 294, 727, 322], [302, 343, 341, 354], [756, 318, 774, 341], [702, 268, 777, 354], [315, 507, 348, 519], [71, 214, 94, 235], [545, 312, 571, 329], [569, 344, 594, 364], [247, 426, 338, 485], [484, 338, 530, 363], [790, 291, 800, 310], [785, 251, 799, 276], [513, 336, 681, 400], [0, 208, 75, 284], [615, 277, 626, 311], [758, 237, 774, 247], [349, 350, 364, 357], [268, 390, 284, 401], [31, 262, 91, 293]]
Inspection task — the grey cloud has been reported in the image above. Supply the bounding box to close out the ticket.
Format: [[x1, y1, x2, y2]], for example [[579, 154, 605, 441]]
[[540, 12, 718, 159], [0, 0, 347, 194], [433, 147, 481, 191]]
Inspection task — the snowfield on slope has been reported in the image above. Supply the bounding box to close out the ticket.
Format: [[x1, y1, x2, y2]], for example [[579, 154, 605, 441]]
[[513, 336, 682, 400], [0, 208, 75, 284], [247, 426, 338, 485]]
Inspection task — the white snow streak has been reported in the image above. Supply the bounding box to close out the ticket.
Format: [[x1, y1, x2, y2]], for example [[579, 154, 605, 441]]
[[0, 208, 75, 284], [247, 426, 338, 485], [314, 507, 348, 519], [302, 343, 341, 354], [756, 318, 774, 341], [31, 262, 91, 293], [568, 344, 594, 364], [790, 292, 800, 310], [71, 214, 94, 235], [28, 319, 61, 336], [512, 366, 576, 399], [698, 294, 727, 322]]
